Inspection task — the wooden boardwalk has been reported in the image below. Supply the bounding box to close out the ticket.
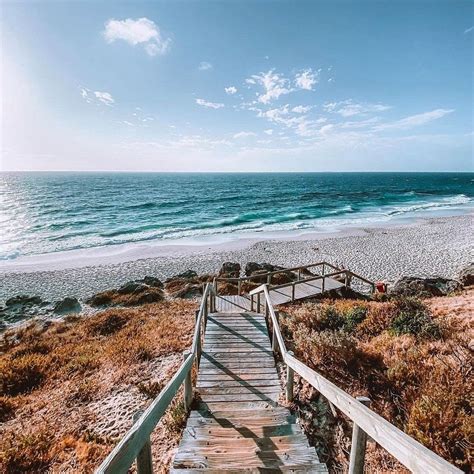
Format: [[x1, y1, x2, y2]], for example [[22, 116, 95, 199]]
[[172, 311, 327, 472], [215, 277, 345, 313]]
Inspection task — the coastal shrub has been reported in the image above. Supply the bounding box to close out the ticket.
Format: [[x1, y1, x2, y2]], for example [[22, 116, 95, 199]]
[[164, 399, 188, 436], [0, 396, 15, 422], [390, 297, 440, 338], [67, 379, 97, 404], [86, 311, 129, 336], [342, 305, 368, 332], [0, 354, 46, 396], [138, 380, 163, 399], [405, 373, 472, 471], [0, 427, 55, 473]]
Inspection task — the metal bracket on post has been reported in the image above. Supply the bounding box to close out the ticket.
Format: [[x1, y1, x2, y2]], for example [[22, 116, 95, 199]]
[[348, 396, 371, 474], [183, 351, 193, 411], [133, 410, 153, 474], [286, 351, 294, 402]]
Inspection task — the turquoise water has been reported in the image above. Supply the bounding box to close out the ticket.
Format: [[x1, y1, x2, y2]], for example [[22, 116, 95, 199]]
[[0, 172, 472, 260]]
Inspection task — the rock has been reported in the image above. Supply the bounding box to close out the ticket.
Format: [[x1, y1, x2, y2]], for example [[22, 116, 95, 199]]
[[458, 263, 474, 287], [131, 289, 165, 305], [219, 262, 241, 278], [53, 297, 81, 314], [6, 295, 43, 307], [117, 281, 147, 295], [165, 270, 197, 282], [86, 291, 114, 307], [389, 276, 462, 298], [170, 283, 202, 299], [244, 262, 286, 277], [140, 276, 164, 288]]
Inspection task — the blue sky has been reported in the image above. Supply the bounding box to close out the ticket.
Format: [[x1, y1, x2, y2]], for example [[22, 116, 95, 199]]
[[1, 1, 473, 171]]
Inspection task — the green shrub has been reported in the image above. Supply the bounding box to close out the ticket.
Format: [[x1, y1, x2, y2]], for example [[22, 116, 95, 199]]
[[390, 298, 440, 338], [343, 306, 368, 332]]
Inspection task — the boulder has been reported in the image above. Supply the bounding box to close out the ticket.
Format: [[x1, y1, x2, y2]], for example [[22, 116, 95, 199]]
[[244, 262, 286, 277], [458, 263, 474, 287], [5, 295, 43, 307], [219, 262, 241, 278], [53, 297, 81, 314], [389, 276, 462, 298], [118, 281, 147, 295], [131, 289, 165, 305], [165, 270, 198, 282], [169, 283, 202, 299], [86, 291, 114, 307], [140, 276, 164, 288]]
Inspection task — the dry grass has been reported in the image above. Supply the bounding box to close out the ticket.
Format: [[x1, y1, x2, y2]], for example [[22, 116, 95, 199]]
[[0, 299, 197, 473], [280, 288, 474, 473]]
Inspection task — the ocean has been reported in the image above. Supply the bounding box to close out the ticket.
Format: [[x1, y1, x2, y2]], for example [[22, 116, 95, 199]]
[[0, 172, 472, 261]]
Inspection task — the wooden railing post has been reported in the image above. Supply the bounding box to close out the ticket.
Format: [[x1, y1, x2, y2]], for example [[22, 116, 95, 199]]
[[195, 310, 201, 367], [183, 351, 193, 410], [286, 351, 294, 402], [291, 282, 295, 301], [349, 396, 371, 474], [250, 294, 254, 312], [238, 280, 241, 296], [133, 410, 153, 474], [267, 274, 271, 286], [257, 293, 261, 313], [272, 311, 279, 353], [322, 275, 325, 293], [297, 268, 301, 281]]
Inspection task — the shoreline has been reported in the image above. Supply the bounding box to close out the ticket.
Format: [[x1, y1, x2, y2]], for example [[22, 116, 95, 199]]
[[0, 208, 471, 274], [0, 214, 472, 304]]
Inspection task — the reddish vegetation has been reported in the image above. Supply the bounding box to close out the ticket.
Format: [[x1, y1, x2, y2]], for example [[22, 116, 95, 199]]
[[0, 300, 197, 473], [280, 288, 473, 472]]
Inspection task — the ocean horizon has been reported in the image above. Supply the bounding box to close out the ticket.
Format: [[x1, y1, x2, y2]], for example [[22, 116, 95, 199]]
[[1, 171, 473, 262]]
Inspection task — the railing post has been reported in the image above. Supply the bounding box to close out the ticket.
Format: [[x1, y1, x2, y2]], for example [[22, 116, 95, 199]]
[[349, 396, 371, 474], [183, 351, 193, 410], [265, 299, 269, 319], [286, 351, 294, 402], [322, 275, 325, 293], [344, 271, 349, 287], [250, 294, 254, 312], [133, 410, 153, 474], [238, 280, 241, 296], [322, 263, 325, 275], [272, 311, 279, 353], [291, 282, 295, 301], [257, 293, 261, 313], [195, 310, 201, 368], [267, 274, 271, 286]]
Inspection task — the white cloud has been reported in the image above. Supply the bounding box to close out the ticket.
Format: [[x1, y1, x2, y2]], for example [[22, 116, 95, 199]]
[[195, 98, 224, 109], [80, 88, 115, 106], [199, 61, 213, 71], [324, 100, 390, 117], [225, 86, 237, 95], [294, 69, 319, 90], [264, 129, 273, 135], [122, 120, 134, 126], [94, 91, 115, 106], [292, 105, 312, 114], [247, 70, 292, 104], [464, 26, 474, 34], [374, 109, 454, 131], [233, 131, 257, 139], [103, 17, 170, 56]]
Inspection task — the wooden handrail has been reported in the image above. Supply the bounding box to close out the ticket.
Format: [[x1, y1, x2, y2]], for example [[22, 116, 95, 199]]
[[250, 283, 461, 474], [96, 283, 216, 474], [215, 261, 336, 283]]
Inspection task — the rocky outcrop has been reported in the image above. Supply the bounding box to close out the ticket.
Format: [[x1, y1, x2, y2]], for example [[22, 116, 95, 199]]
[[219, 262, 241, 278], [53, 297, 81, 314], [389, 276, 462, 298], [458, 263, 474, 287], [245, 262, 285, 276], [0, 295, 50, 324], [165, 270, 197, 282]]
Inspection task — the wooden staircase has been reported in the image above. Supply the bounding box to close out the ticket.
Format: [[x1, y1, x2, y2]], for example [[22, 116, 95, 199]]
[[171, 311, 327, 472]]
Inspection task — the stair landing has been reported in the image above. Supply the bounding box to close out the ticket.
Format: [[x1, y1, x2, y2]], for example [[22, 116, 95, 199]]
[[171, 312, 327, 472]]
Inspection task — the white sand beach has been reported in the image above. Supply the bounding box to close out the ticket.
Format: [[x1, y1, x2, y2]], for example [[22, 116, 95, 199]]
[[0, 214, 472, 303]]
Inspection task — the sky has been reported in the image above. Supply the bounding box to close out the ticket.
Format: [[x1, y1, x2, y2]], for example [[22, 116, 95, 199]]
[[0, 0, 473, 172]]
